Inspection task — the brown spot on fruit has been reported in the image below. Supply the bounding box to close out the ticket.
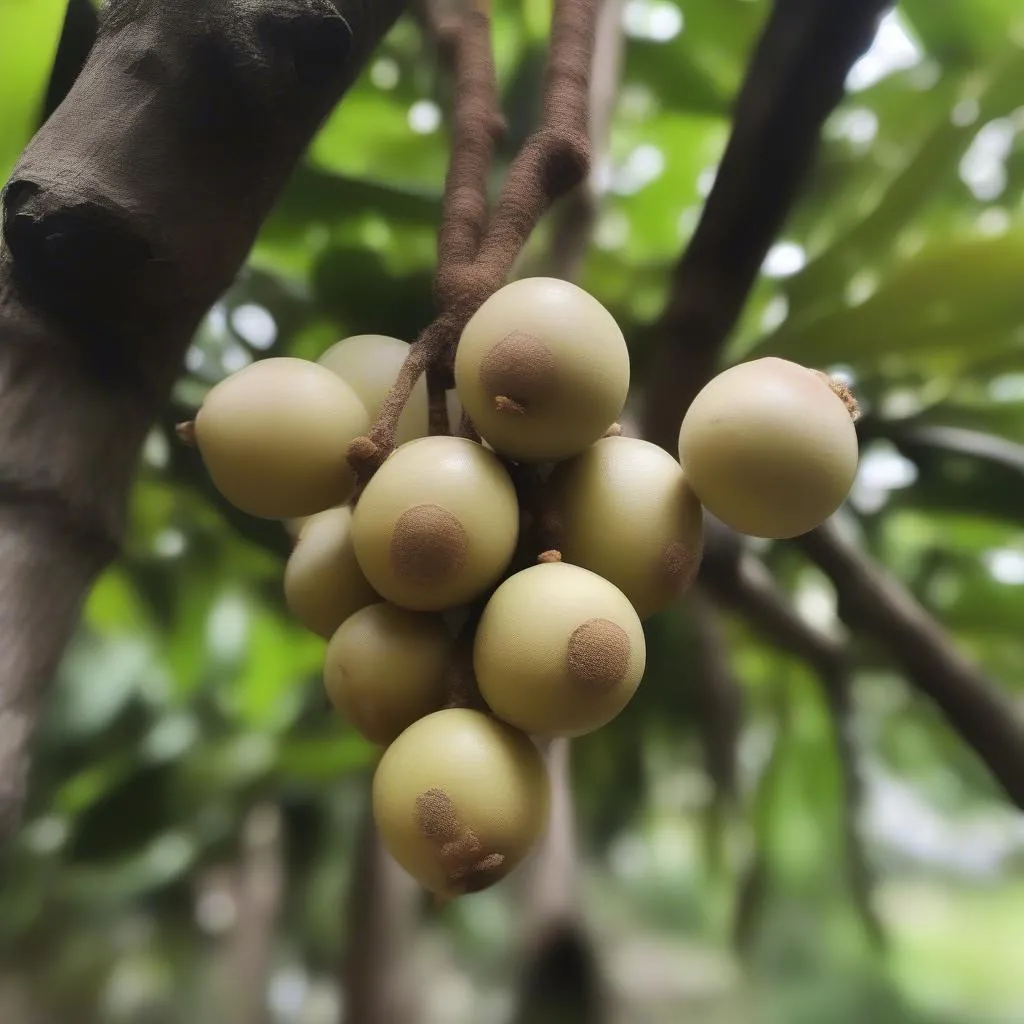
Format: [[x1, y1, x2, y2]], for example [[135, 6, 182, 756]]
[[566, 617, 631, 694], [478, 331, 556, 414], [390, 504, 468, 585], [661, 540, 699, 588], [415, 787, 505, 895]]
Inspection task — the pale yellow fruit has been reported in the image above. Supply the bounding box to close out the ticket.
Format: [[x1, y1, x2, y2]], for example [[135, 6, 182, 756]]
[[284, 506, 377, 639], [454, 277, 630, 462], [678, 357, 859, 539], [194, 357, 369, 519], [318, 334, 429, 444], [372, 708, 549, 896], [351, 436, 519, 611], [324, 603, 452, 745], [547, 436, 704, 619], [474, 562, 646, 738]]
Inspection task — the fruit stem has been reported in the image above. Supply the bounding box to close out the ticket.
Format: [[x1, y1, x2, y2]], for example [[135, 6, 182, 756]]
[[345, 0, 601, 486], [174, 420, 197, 446]]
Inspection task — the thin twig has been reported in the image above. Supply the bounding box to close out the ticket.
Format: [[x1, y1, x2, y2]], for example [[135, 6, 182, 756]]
[[798, 519, 1024, 812], [699, 522, 883, 948]]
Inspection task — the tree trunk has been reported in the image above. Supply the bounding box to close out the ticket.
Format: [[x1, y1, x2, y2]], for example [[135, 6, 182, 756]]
[[340, 789, 420, 1024], [0, 0, 406, 843], [512, 739, 610, 1024]]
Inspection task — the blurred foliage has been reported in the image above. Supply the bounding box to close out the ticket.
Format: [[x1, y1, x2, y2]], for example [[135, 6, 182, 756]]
[[3, 1, 1024, 1022]]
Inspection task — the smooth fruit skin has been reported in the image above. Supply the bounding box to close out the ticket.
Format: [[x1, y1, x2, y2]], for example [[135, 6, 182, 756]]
[[474, 562, 646, 738], [284, 506, 378, 639], [318, 334, 430, 445], [678, 357, 859, 540], [372, 708, 550, 896], [194, 357, 369, 519], [324, 603, 453, 745], [547, 436, 704, 620], [454, 277, 630, 462], [351, 436, 519, 611]]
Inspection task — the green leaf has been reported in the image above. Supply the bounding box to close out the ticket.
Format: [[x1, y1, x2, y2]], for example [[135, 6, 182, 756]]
[[0, 0, 67, 180], [758, 230, 1024, 367]]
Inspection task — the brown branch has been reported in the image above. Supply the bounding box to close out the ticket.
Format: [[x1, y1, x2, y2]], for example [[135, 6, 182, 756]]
[[798, 519, 1024, 812], [819, 663, 886, 951], [348, 0, 599, 479], [0, 0, 404, 844], [530, 0, 624, 283], [688, 590, 744, 825], [433, 2, 505, 305], [641, 0, 891, 450], [699, 523, 883, 948]]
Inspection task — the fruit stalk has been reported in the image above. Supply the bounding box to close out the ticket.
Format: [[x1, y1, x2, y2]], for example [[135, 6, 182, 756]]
[[346, 0, 601, 482]]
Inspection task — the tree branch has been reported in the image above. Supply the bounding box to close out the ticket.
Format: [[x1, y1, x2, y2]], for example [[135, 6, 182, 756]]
[[688, 589, 744, 837], [0, 0, 405, 843], [341, 786, 421, 1024], [641, 0, 891, 450], [699, 523, 883, 948], [798, 519, 1024, 811], [40, 0, 99, 124]]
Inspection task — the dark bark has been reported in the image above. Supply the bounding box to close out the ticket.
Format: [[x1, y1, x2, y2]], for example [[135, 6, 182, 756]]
[[799, 520, 1024, 811], [641, 0, 891, 450], [40, 0, 100, 124], [0, 0, 406, 843]]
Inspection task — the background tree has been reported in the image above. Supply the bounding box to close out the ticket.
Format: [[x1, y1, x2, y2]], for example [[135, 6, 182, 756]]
[[2, 1, 1024, 1022]]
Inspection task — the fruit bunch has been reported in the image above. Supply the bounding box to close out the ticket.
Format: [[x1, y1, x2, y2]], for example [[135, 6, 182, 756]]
[[186, 276, 859, 901]]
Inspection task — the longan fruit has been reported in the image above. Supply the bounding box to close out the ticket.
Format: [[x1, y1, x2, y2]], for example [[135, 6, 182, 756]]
[[372, 708, 549, 897], [284, 506, 377, 639], [351, 436, 519, 611], [194, 357, 369, 519], [474, 562, 646, 738], [678, 357, 859, 539], [324, 603, 453, 745], [454, 277, 630, 462], [318, 334, 430, 444], [547, 436, 704, 619]]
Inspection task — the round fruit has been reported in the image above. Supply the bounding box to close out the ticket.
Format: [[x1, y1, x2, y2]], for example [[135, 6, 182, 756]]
[[194, 357, 369, 519], [318, 334, 429, 445], [474, 562, 646, 738], [351, 436, 519, 611], [678, 357, 859, 539], [372, 708, 549, 896], [324, 602, 453, 745], [284, 506, 378, 639], [547, 436, 704, 620], [454, 277, 630, 462]]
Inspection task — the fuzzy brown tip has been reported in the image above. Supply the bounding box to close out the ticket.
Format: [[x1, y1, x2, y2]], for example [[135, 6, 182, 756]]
[[812, 370, 861, 422], [538, 549, 563, 564], [566, 617, 631, 694], [479, 330, 556, 415], [390, 504, 468, 586]]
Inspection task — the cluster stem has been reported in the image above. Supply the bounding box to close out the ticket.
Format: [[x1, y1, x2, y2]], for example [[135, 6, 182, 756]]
[[346, 0, 599, 481]]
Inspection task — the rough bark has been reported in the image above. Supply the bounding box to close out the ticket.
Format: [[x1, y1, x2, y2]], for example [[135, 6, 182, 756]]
[[0, 0, 405, 843]]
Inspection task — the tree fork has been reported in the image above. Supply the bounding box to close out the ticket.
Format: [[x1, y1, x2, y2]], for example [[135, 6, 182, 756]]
[[0, 0, 406, 843]]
